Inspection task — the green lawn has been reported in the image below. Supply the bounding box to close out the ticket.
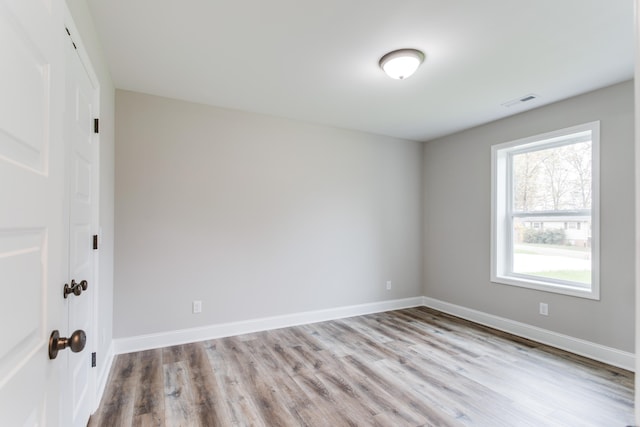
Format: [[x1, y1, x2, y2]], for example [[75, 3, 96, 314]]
[[519, 243, 590, 252], [514, 248, 538, 255], [523, 270, 591, 284]]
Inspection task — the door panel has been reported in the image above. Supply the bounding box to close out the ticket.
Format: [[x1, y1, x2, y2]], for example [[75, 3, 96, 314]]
[[65, 28, 97, 427], [0, 0, 64, 425], [0, 230, 44, 366], [0, 1, 49, 173]]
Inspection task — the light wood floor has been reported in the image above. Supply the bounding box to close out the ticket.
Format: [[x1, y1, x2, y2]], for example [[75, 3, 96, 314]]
[[90, 307, 634, 426]]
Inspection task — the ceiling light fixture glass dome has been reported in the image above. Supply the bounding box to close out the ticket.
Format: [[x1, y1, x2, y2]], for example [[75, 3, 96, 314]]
[[379, 48, 425, 80]]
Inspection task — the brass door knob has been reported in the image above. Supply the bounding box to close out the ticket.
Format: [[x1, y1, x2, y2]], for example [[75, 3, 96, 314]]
[[48, 330, 86, 360]]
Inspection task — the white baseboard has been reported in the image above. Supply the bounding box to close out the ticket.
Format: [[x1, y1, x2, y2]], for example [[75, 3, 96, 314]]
[[422, 296, 635, 371], [113, 297, 424, 355], [94, 341, 114, 411], [111, 295, 634, 372]]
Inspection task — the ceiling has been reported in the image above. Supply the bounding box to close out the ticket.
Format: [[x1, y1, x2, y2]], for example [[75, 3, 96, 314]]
[[86, 0, 634, 142]]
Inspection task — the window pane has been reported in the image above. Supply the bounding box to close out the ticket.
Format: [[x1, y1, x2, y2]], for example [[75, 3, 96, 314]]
[[512, 217, 591, 286], [512, 141, 592, 213], [510, 136, 592, 287]]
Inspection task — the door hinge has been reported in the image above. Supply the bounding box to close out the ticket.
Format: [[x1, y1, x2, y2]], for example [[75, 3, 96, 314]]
[[94, 118, 99, 134], [93, 235, 99, 250], [91, 352, 96, 368], [65, 27, 77, 50]]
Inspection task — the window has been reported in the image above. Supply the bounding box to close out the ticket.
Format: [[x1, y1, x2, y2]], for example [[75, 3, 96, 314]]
[[491, 122, 599, 299]]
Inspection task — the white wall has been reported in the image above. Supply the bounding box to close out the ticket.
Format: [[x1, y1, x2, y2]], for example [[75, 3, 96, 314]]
[[423, 81, 634, 352], [114, 90, 424, 338], [65, 0, 115, 392]]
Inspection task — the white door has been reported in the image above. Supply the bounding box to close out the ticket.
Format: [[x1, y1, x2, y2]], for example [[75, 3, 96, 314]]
[[0, 0, 66, 426], [63, 22, 98, 427]]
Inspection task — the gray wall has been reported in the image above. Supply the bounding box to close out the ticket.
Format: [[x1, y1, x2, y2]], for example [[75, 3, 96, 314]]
[[423, 80, 634, 352], [66, 0, 115, 373], [114, 90, 424, 338]]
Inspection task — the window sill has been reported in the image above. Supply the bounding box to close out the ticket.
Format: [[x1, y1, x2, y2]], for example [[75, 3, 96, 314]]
[[491, 274, 600, 300]]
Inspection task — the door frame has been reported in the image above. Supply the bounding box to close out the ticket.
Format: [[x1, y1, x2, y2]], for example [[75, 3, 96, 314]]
[[63, 4, 102, 418], [634, 0, 639, 425]]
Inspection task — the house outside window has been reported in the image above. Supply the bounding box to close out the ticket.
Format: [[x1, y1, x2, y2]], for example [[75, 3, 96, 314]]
[[491, 122, 600, 299]]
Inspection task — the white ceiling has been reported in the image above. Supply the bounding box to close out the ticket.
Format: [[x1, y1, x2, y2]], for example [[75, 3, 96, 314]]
[[86, 0, 634, 141]]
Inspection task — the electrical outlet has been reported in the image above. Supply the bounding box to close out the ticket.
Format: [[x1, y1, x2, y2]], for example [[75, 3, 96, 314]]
[[193, 300, 202, 314], [539, 302, 548, 316], [386, 281, 392, 290]]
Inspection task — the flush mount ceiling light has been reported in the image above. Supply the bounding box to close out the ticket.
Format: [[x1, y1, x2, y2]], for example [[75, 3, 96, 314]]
[[379, 48, 425, 80]]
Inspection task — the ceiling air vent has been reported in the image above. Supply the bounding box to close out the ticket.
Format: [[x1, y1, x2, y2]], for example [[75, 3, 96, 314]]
[[501, 93, 539, 108]]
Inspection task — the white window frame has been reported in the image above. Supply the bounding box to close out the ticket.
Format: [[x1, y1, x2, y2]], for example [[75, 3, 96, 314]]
[[491, 121, 600, 300]]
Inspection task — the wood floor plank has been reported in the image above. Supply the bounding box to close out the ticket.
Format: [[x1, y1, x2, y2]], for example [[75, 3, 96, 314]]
[[133, 349, 164, 425], [290, 371, 362, 426], [342, 354, 454, 426], [183, 342, 230, 426], [90, 352, 141, 426], [203, 340, 266, 427], [92, 308, 635, 426], [264, 331, 309, 376], [132, 412, 162, 427], [279, 328, 336, 373], [163, 361, 198, 427], [220, 336, 299, 426], [163, 345, 189, 364], [269, 369, 321, 427], [325, 362, 429, 426], [298, 322, 352, 358]]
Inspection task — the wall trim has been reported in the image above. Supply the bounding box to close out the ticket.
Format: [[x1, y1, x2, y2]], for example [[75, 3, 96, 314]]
[[112, 295, 634, 372], [94, 341, 114, 412], [113, 297, 424, 355], [422, 296, 634, 372]]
